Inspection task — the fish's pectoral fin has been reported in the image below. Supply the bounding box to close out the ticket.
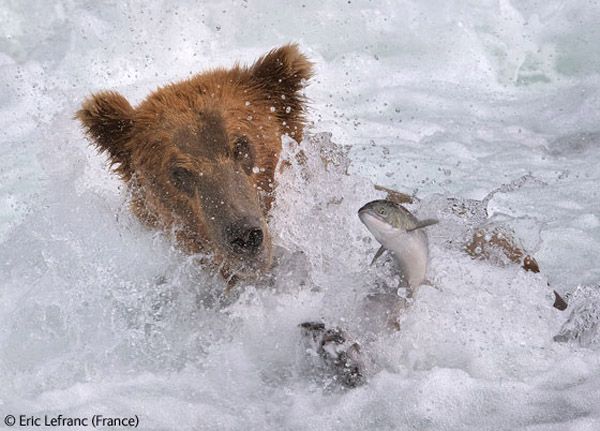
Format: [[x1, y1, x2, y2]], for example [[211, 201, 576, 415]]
[[370, 245, 386, 266], [407, 218, 439, 232]]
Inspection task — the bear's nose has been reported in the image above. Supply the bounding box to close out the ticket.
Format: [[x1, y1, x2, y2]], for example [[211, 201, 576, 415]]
[[227, 221, 264, 255]]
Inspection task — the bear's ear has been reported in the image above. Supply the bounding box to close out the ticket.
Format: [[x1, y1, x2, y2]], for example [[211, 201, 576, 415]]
[[75, 91, 135, 178], [250, 44, 314, 131]]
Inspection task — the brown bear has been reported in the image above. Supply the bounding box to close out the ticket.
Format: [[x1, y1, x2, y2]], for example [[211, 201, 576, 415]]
[[76, 44, 313, 283]]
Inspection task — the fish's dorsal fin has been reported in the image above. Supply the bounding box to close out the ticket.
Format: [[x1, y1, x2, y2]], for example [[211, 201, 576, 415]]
[[370, 245, 386, 265], [406, 218, 439, 232]]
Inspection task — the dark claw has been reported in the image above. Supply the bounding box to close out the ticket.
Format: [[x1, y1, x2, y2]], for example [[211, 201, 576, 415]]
[[299, 321, 326, 331], [299, 321, 366, 389]]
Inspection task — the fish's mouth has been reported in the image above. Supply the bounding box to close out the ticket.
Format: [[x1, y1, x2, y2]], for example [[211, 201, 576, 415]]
[[358, 209, 398, 243], [358, 207, 387, 224]]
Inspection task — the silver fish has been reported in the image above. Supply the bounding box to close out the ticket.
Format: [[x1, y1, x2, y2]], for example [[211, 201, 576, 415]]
[[358, 199, 438, 294]]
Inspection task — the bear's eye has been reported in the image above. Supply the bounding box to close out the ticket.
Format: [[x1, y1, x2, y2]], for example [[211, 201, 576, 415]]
[[170, 167, 196, 195], [233, 136, 251, 160], [233, 136, 254, 174]]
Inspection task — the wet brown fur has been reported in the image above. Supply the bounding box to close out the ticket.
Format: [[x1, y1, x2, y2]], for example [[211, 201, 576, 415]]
[[76, 44, 313, 282], [466, 227, 540, 273]]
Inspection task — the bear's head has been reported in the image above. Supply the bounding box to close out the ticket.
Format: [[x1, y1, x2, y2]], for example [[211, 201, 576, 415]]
[[76, 44, 312, 281]]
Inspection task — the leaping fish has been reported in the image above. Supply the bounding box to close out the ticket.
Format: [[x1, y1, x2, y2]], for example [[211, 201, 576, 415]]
[[358, 199, 438, 295]]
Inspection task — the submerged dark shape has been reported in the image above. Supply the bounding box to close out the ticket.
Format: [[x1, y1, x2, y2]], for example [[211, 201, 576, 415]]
[[554, 291, 568, 311]]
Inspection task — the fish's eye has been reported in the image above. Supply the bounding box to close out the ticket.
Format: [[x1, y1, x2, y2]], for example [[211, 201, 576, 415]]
[[378, 208, 386, 215]]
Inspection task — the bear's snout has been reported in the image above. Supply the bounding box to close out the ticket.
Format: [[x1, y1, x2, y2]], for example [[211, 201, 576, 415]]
[[226, 219, 264, 255]]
